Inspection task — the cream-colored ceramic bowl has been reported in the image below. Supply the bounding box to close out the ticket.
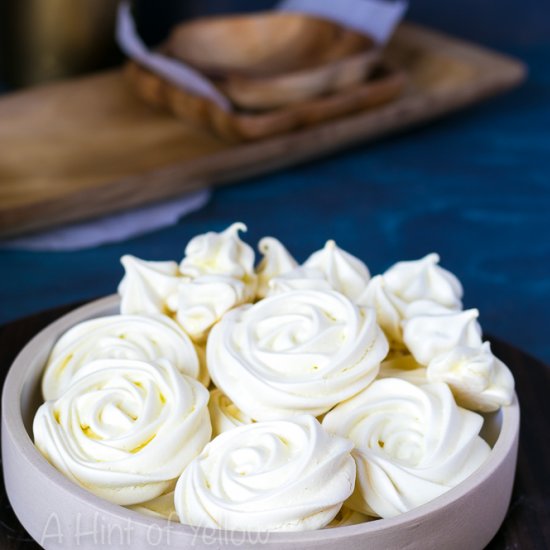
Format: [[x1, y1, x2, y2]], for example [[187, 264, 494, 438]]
[[2, 296, 520, 550]]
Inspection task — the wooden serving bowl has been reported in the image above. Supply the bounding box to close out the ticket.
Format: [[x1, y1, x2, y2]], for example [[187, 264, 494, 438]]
[[2, 295, 519, 549], [163, 12, 379, 110]]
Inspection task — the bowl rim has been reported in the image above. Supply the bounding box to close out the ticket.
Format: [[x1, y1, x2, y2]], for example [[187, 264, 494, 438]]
[[1, 294, 520, 543]]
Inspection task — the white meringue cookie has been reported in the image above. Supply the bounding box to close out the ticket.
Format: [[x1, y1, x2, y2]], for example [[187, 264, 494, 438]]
[[267, 266, 334, 296], [427, 341, 515, 412], [208, 388, 254, 438], [255, 237, 298, 299], [118, 255, 180, 316], [34, 359, 211, 506], [403, 308, 483, 366], [42, 314, 200, 401], [170, 275, 248, 343], [303, 240, 370, 301], [207, 289, 388, 420], [357, 259, 461, 349], [174, 415, 356, 532], [179, 222, 257, 300], [383, 253, 463, 310], [323, 379, 490, 519]]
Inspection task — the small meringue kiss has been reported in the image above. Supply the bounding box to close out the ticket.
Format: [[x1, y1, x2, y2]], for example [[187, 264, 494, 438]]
[[304, 240, 370, 301], [427, 341, 515, 412], [255, 237, 298, 299], [403, 308, 483, 366]]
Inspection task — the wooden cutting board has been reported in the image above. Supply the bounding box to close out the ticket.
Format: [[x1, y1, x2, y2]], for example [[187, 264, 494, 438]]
[[0, 23, 526, 238]]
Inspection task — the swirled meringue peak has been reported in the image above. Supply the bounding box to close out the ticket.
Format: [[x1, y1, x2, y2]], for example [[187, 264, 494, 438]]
[[118, 255, 180, 316], [42, 314, 200, 400], [427, 341, 515, 412], [403, 308, 483, 366], [208, 388, 254, 438], [383, 253, 463, 310], [207, 289, 388, 420], [179, 222, 257, 299], [174, 415, 356, 532], [170, 275, 248, 343], [323, 379, 491, 519], [34, 359, 211, 506], [255, 237, 298, 299], [303, 240, 370, 301]]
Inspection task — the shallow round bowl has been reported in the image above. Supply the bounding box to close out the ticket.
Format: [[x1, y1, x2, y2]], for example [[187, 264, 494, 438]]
[[163, 11, 379, 111], [2, 296, 520, 549]]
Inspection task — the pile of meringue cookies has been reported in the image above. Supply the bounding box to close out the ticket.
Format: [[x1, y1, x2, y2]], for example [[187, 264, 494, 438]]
[[33, 222, 515, 532]]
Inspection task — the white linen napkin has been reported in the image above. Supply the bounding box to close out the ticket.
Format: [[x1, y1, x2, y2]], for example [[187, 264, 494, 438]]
[[278, 0, 407, 44], [0, 190, 210, 252]]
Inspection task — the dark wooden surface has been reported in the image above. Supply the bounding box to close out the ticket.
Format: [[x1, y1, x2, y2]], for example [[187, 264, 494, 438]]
[[0, 303, 549, 549]]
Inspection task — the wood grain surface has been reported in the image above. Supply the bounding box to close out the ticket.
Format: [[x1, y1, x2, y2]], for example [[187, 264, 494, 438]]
[[0, 303, 549, 549], [0, 23, 525, 239]]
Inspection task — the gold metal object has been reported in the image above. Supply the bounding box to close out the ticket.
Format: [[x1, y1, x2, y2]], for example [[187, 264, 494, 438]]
[[0, 0, 120, 87]]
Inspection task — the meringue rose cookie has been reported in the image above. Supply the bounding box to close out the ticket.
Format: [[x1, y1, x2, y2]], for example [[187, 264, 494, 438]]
[[174, 415, 356, 532], [323, 379, 491, 519], [403, 308, 483, 366], [208, 388, 254, 438], [168, 274, 248, 343], [267, 266, 334, 296], [118, 255, 181, 316], [42, 314, 200, 401], [207, 289, 389, 420], [378, 352, 427, 386], [255, 237, 298, 299], [427, 341, 515, 412], [179, 222, 257, 300], [34, 359, 211, 506], [383, 253, 463, 310], [303, 240, 370, 301]]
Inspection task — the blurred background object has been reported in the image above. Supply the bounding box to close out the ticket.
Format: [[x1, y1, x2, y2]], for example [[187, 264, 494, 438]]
[[1, 0, 547, 90], [0, 0, 548, 368], [130, 0, 549, 49], [0, 0, 121, 88]]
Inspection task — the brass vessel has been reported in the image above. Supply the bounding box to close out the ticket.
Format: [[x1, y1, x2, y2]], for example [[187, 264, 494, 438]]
[[0, 0, 120, 88]]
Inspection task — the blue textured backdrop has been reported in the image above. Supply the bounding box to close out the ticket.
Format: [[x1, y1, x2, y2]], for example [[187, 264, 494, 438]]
[[0, 4, 549, 364]]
